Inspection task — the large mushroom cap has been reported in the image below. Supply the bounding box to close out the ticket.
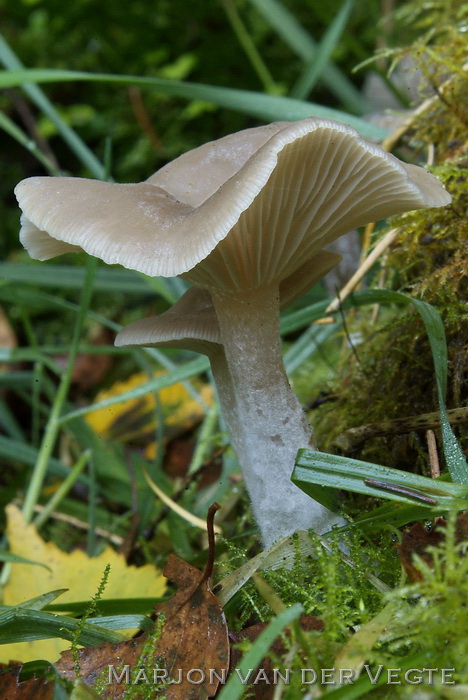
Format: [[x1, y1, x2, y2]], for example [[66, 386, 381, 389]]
[[16, 118, 451, 291]]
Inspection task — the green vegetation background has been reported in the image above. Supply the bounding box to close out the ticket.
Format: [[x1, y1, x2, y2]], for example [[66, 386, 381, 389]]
[[0, 1, 467, 697]]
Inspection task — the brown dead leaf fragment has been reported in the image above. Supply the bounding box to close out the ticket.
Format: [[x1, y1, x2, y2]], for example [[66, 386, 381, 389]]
[[398, 513, 468, 582], [56, 554, 229, 699], [152, 554, 229, 697], [0, 664, 55, 700]]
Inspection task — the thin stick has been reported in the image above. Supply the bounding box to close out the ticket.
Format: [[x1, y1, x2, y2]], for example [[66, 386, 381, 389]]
[[326, 228, 399, 314], [201, 502, 221, 585], [15, 501, 124, 545], [427, 429, 441, 479], [364, 478, 438, 505], [143, 466, 222, 534], [333, 406, 468, 453]]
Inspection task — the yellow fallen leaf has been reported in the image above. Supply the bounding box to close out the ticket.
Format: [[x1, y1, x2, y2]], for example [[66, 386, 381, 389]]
[[85, 371, 213, 448], [1, 504, 166, 664]]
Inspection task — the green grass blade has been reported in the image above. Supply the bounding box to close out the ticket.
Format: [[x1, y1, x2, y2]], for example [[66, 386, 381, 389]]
[[21, 257, 97, 522], [60, 355, 210, 424], [405, 296, 467, 482], [15, 590, 69, 611], [375, 290, 467, 483], [221, 0, 278, 94], [86, 614, 152, 631], [0, 397, 26, 441], [0, 435, 89, 484], [293, 450, 468, 509], [0, 111, 59, 174], [247, 0, 370, 113], [0, 68, 389, 141], [46, 597, 164, 616], [0, 552, 51, 570], [0, 607, 123, 645], [291, 0, 355, 99], [351, 502, 446, 530], [0, 262, 157, 294], [0, 34, 106, 179], [217, 604, 303, 700], [136, 273, 179, 304], [0, 591, 66, 616], [284, 323, 337, 374], [280, 289, 401, 335], [33, 451, 91, 530], [249, 0, 317, 61]]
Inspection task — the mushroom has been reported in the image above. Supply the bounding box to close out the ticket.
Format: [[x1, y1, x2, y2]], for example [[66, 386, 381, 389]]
[[15, 117, 451, 546], [115, 251, 342, 544]]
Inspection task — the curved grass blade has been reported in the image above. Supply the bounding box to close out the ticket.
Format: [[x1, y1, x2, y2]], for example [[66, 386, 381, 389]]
[[293, 449, 468, 509], [221, 0, 278, 94], [0, 607, 123, 646], [351, 502, 445, 530], [16, 590, 68, 611], [0, 262, 169, 296], [60, 355, 210, 424], [0, 553, 51, 571], [0, 68, 389, 141], [373, 290, 467, 483]]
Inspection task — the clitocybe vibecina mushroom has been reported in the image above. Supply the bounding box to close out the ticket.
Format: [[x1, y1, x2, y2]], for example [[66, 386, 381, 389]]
[[15, 117, 451, 546]]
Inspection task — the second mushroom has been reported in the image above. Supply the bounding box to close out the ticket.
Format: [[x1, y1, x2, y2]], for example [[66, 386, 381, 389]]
[[16, 118, 451, 546]]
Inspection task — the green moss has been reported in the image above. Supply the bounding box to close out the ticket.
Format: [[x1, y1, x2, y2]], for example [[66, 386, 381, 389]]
[[371, 512, 468, 691]]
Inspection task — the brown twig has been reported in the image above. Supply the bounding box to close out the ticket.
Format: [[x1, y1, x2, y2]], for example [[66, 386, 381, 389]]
[[326, 228, 399, 314], [128, 86, 162, 152], [426, 429, 441, 478], [14, 501, 124, 545], [332, 406, 468, 453], [201, 502, 221, 586], [147, 446, 226, 532]]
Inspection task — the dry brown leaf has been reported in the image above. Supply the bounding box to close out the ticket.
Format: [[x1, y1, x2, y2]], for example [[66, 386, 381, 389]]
[[55, 554, 229, 698]]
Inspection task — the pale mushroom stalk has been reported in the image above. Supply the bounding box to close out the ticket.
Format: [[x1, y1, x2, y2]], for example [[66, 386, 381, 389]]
[[114, 257, 341, 545], [211, 283, 329, 544]]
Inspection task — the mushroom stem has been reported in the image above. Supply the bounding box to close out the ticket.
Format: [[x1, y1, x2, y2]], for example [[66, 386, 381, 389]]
[[211, 283, 338, 546]]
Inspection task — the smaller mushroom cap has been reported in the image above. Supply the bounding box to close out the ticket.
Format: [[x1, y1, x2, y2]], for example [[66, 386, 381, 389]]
[[115, 287, 221, 356], [115, 250, 342, 352]]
